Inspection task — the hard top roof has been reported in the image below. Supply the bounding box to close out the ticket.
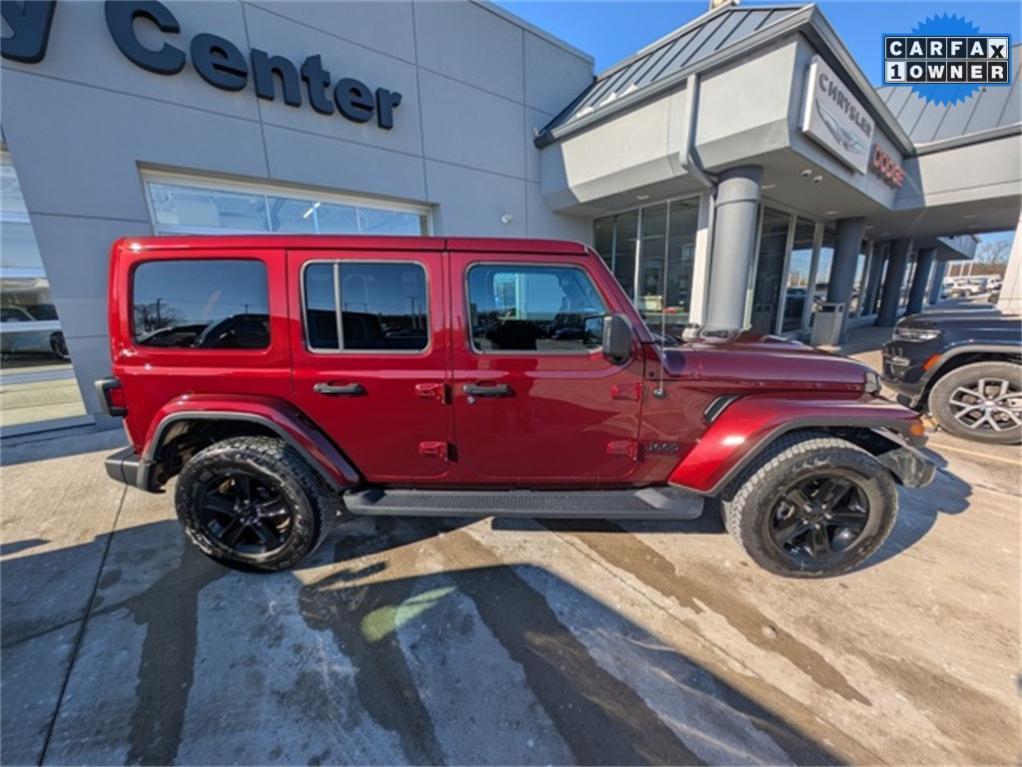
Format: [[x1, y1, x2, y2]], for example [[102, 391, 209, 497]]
[[115, 235, 591, 256]]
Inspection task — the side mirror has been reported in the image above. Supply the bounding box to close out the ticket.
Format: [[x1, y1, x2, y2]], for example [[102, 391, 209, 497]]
[[602, 313, 633, 363]]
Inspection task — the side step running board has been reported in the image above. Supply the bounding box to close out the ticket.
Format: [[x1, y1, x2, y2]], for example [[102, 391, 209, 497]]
[[343, 487, 704, 520]]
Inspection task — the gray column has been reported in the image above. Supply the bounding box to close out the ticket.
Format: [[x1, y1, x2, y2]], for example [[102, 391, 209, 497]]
[[906, 247, 936, 314], [876, 239, 911, 326], [861, 245, 886, 316], [703, 166, 763, 331], [826, 217, 866, 340], [929, 260, 947, 304], [826, 217, 866, 303]]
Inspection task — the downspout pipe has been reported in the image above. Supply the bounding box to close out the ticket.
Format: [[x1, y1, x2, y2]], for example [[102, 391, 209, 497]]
[[678, 73, 716, 336], [678, 73, 714, 188]]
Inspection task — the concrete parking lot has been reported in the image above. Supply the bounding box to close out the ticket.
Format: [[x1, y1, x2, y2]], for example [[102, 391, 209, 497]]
[[1, 347, 1019, 765]]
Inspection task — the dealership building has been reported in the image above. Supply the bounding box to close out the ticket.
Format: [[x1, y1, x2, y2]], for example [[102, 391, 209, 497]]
[[1, 0, 1020, 435]]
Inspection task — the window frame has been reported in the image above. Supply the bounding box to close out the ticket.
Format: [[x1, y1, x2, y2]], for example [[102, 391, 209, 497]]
[[299, 258, 432, 356], [129, 257, 272, 352], [464, 261, 609, 357]]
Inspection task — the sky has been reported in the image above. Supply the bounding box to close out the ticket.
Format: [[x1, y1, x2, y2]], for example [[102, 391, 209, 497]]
[[494, 0, 1022, 81], [495, 0, 1021, 249]]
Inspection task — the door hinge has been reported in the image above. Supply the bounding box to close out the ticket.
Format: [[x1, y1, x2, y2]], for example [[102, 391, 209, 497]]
[[606, 439, 639, 460], [610, 383, 643, 401], [418, 441, 450, 460]]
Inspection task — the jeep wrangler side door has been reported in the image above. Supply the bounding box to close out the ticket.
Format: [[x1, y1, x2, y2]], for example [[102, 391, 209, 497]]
[[287, 246, 452, 484], [448, 250, 645, 485]]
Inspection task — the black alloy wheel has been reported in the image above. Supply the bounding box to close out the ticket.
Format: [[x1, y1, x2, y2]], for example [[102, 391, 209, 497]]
[[196, 471, 293, 555], [767, 471, 870, 567]]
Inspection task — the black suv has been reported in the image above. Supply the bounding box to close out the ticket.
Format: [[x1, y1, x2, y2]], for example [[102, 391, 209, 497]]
[[882, 309, 1022, 444]]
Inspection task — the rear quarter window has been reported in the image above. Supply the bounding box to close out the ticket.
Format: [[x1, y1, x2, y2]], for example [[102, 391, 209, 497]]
[[132, 259, 269, 349]]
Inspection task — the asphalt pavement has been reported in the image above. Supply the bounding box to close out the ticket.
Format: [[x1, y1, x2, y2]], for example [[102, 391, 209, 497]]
[[1, 343, 1019, 766]]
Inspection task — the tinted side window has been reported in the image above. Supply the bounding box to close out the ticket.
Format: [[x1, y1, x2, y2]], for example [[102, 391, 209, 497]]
[[133, 260, 269, 349], [467, 264, 607, 353], [302, 262, 428, 352]]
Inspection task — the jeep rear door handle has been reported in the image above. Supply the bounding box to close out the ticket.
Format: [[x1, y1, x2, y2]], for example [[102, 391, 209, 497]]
[[314, 382, 365, 396], [463, 383, 512, 397]]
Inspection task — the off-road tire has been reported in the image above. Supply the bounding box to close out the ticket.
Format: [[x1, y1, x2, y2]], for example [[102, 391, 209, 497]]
[[721, 431, 898, 578], [175, 436, 338, 571], [928, 361, 1022, 445]]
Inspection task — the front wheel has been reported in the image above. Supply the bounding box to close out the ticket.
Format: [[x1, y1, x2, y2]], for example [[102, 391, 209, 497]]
[[175, 436, 338, 571], [722, 432, 898, 578], [928, 361, 1022, 444]]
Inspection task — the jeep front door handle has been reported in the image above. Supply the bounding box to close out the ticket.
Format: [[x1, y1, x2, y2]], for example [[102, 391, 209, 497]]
[[462, 383, 512, 397], [314, 382, 365, 396]]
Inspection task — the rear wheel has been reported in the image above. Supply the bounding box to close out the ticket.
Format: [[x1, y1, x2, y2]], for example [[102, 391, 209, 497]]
[[175, 436, 338, 571], [929, 361, 1022, 444], [722, 432, 898, 578]]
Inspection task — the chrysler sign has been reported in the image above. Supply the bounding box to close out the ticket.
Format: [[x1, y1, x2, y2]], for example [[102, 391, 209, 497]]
[[801, 56, 875, 174], [1, 0, 402, 130]]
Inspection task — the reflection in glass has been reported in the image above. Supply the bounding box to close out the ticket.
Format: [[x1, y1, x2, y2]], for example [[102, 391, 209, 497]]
[[750, 208, 791, 334], [665, 198, 698, 323], [614, 211, 638, 300], [315, 203, 358, 234], [0, 152, 85, 429], [811, 224, 836, 314], [338, 263, 428, 350], [146, 178, 427, 237], [637, 204, 668, 315], [149, 183, 269, 231], [848, 242, 870, 315], [358, 208, 427, 236], [782, 218, 816, 333], [467, 264, 606, 353], [132, 260, 269, 349], [304, 264, 338, 350], [268, 196, 318, 233], [1, 222, 44, 269]]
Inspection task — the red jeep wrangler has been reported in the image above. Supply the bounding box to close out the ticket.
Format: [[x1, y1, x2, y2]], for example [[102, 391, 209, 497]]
[[98, 236, 933, 577]]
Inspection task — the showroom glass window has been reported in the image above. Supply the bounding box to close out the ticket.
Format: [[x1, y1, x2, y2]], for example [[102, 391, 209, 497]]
[[0, 151, 86, 431], [848, 240, 871, 315], [132, 260, 269, 349], [303, 262, 428, 352], [782, 217, 817, 333], [145, 174, 429, 236], [593, 197, 698, 333], [810, 223, 836, 316], [467, 264, 606, 353], [750, 207, 792, 334]]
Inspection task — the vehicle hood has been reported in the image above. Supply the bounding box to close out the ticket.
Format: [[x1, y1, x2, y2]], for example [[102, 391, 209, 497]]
[[897, 309, 1021, 335], [660, 334, 872, 392]]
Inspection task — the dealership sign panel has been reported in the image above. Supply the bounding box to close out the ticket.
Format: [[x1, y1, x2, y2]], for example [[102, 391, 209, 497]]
[[801, 56, 875, 174]]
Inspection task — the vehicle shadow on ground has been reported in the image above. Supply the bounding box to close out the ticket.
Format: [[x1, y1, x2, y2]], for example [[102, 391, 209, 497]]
[[3, 516, 850, 766], [494, 462, 973, 577]]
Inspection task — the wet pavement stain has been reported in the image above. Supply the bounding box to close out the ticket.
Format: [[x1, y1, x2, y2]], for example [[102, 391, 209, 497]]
[[439, 530, 705, 766], [297, 519, 447, 765], [119, 545, 230, 766], [542, 521, 871, 707]]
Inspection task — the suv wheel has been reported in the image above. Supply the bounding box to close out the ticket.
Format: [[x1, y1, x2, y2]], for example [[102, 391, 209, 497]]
[[722, 432, 898, 578], [929, 361, 1022, 444], [50, 332, 69, 360], [175, 436, 338, 571]]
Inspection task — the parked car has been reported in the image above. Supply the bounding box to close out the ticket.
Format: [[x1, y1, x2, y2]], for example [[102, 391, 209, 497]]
[[882, 310, 1022, 444], [0, 305, 69, 360], [946, 277, 989, 298], [98, 236, 933, 578]]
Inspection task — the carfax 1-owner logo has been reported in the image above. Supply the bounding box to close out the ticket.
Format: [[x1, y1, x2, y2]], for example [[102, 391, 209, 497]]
[[883, 14, 1011, 106]]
